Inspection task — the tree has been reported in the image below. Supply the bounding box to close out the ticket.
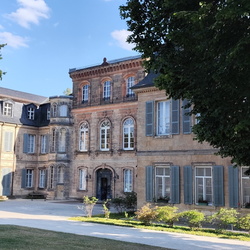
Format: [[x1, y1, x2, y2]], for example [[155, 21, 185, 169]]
[[0, 44, 6, 80], [63, 88, 72, 95], [120, 0, 250, 170]]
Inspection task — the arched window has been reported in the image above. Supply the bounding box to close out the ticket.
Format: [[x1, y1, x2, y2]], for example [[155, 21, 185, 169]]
[[103, 81, 111, 100], [79, 122, 89, 152], [82, 85, 89, 103], [58, 128, 66, 152], [126, 76, 135, 97], [100, 120, 111, 151], [123, 118, 134, 150], [59, 104, 68, 117]]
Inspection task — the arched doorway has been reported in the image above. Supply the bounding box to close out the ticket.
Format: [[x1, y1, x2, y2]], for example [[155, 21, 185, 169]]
[[96, 168, 112, 200]]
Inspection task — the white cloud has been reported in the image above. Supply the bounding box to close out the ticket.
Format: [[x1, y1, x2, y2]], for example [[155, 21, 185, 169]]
[[6, 0, 50, 28], [0, 32, 29, 48], [111, 29, 135, 51]]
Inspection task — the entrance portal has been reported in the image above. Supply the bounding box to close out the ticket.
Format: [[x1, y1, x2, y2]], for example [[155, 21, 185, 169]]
[[96, 168, 112, 200]]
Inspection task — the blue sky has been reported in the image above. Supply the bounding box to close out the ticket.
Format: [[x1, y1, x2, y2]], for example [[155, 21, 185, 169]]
[[0, 0, 139, 97]]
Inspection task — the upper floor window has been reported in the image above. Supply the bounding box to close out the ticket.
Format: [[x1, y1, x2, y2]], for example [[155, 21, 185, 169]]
[[59, 104, 68, 117], [58, 128, 66, 152], [126, 77, 135, 97], [47, 109, 50, 120], [52, 104, 57, 117], [3, 102, 13, 116], [79, 122, 89, 152], [123, 118, 134, 150], [100, 120, 111, 151], [23, 134, 36, 154], [4, 131, 13, 152], [82, 85, 89, 103], [157, 101, 170, 135], [103, 81, 111, 100], [27, 107, 35, 120], [51, 129, 56, 152], [40, 134, 49, 154]]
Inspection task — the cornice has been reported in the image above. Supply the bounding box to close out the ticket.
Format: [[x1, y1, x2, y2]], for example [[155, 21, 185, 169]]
[[69, 59, 143, 80]]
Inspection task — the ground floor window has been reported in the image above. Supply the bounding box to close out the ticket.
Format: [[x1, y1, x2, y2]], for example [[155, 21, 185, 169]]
[[242, 167, 250, 207], [79, 169, 87, 190], [124, 169, 133, 192], [39, 169, 46, 188], [21, 169, 34, 188], [195, 167, 212, 204], [155, 167, 170, 202]]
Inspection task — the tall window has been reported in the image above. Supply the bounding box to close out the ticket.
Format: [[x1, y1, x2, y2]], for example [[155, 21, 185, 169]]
[[23, 134, 36, 153], [100, 120, 110, 151], [51, 129, 56, 152], [155, 167, 170, 201], [39, 169, 46, 188], [79, 168, 87, 190], [58, 128, 66, 152], [26, 169, 34, 188], [124, 169, 133, 192], [27, 107, 35, 120], [47, 109, 50, 120], [195, 167, 212, 204], [40, 135, 47, 154], [3, 103, 13, 116], [59, 104, 67, 117], [126, 77, 135, 97], [157, 101, 170, 135], [4, 131, 13, 152], [82, 85, 89, 103], [242, 167, 250, 207], [52, 104, 57, 117], [49, 166, 54, 189], [79, 122, 89, 152], [103, 81, 111, 100], [57, 166, 64, 183], [123, 118, 134, 150]]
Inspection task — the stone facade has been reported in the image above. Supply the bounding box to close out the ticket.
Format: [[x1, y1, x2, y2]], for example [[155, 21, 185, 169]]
[[0, 56, 249, 213]]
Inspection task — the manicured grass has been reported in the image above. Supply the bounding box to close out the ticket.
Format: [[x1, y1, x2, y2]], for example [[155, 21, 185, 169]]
[[0, 225, 169, 250], [70, 213, 250, 242]]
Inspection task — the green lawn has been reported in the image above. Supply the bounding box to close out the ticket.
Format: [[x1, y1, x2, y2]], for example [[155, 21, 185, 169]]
[[0, 225, 169, 250]]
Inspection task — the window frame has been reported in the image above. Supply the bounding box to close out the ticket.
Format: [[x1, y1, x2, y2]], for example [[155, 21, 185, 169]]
[[58, 128, 66, 152], [241, 167, 250, 207], [82, 85, 89, 103], [27, 107, 35, 120], [79, 122, 89, 152], [57, 166, 64, 184], [39, 169, 46, 189], [79, 168, 87, 191], [103, 81, 111, 100], [126, 76, 135, 97], [100, 120, 111, 151], [3, 102, 13, 117], [48, 166, 54, 189], [123, 118, 135, 150], [59, 104, 68, 117], [157, 100, 171, 136], [26, 169, 34, 188], [124, 169, 133, 192]]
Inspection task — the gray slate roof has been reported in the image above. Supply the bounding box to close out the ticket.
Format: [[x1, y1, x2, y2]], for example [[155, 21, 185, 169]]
[[131, 72, 159, 89], [0, 87, 48, 104]]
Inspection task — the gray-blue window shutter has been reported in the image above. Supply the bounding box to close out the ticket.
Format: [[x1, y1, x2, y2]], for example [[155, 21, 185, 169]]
[[171, 165, 180, 203], [45, 169, 48, 188], [145, 101, 154, 136], [171, 99, 179, 134], [23, 134, 28, 153], [21, 169, 26, 188], [182, 99, 191, 134], [146, 166, 154, 202], [228, 165, 239, 208], [213, 165, 224, 206], [2, 168, 12, 196], [184, 165, 193, 204]]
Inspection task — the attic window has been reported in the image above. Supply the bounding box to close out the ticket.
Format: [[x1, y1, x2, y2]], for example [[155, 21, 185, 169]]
[[3, 102, 13, 117], [27, 107, 35, 120]]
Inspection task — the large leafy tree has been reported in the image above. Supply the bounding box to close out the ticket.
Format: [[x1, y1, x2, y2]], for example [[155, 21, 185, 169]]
[[0, 44, 6, 80], [120, 0, 250, 170]]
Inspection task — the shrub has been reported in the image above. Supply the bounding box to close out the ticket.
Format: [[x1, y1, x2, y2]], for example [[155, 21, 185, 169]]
[[135, 203, 158, 226], [103, 199, 111, 219], [111, 192, 137, 212], [111, 197, 126, 213], [237, 214, 250, 234], [156, 206, 179, 227], [78, 196, 98, 217], [208, 208, 239, 232], [180, 210, 205, 230]]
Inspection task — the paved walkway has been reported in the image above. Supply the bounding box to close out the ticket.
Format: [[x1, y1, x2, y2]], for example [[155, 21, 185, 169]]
[[0, 199, 250, 250]]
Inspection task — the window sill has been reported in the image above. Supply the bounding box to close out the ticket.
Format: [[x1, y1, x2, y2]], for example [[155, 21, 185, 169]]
[[117, 149, 136, 156], [154, 135, 172, 139], [95, 150, 113, 156]]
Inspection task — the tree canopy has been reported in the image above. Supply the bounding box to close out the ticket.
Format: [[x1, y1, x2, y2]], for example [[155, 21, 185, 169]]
[[120, 0, 250, 169], [0, 44, 6, 80]]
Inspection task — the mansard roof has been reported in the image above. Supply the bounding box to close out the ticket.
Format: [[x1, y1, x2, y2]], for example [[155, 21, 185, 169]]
[[0, 87, 48, 104], [131, 72, 159, 90]]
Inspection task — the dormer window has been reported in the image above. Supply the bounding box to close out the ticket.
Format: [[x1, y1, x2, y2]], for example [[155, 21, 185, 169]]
[[3, 102, 13, 117], [27, 107, 35, 120]]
